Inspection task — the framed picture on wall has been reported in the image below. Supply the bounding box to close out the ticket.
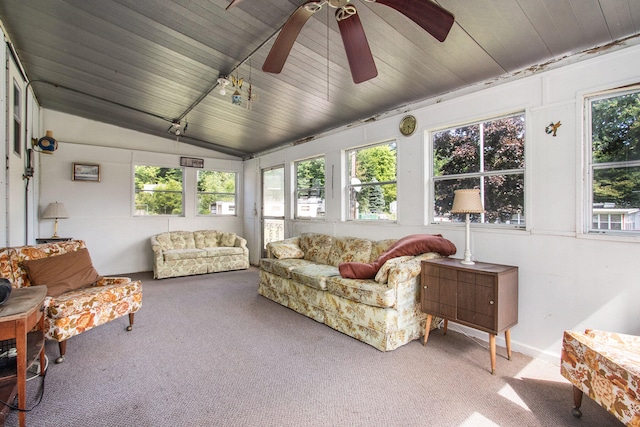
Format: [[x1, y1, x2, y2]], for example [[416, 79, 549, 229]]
[[72, 163, 100, 182]]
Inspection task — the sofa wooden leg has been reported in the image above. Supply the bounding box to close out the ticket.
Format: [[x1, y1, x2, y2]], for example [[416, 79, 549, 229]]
[[126, 313, 134, 331], [572, 385, 583, 418], [56, 340, 67, 364]]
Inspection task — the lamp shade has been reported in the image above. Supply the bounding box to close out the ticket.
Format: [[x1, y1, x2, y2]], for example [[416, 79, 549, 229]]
[[42, 202, 69, 219], [451, 189, 485, 214], [36, 130, 58, 153]]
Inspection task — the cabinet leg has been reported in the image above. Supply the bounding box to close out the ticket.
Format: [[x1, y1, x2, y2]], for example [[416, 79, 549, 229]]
[[443, 319, 448, 336], [505, 329, 512, 360], [489, 334, 496, 375], [423, 314, 432, 345]]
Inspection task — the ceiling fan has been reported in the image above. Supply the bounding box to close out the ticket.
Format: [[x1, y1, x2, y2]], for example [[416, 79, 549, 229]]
[[258, 0, 455, 84]]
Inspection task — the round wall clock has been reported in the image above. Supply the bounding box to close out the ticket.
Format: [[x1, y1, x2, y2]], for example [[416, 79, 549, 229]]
[[399, 115, 417, 136]]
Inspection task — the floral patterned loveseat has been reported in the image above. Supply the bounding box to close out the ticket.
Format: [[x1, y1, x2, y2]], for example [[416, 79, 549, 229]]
[[151, 230, 249, 279], [561, 329, 640, 424], [0, 240, 142, 363], [259, 233, 456, 351]]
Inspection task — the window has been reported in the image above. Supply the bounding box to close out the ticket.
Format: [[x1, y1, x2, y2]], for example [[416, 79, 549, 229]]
[[587, 87, 640, 233], [295, 156, 325, 219], [197, 170, 237, 216], [134, 166, 183, 216], [347, 141, 397, 221], [432, 112, 525, 226]]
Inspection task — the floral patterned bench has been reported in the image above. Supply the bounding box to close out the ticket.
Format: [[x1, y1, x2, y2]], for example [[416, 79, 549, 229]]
[[561, 329, 640, 424]]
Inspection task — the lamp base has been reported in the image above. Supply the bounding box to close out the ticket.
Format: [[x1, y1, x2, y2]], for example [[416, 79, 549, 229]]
[[51, 218, 59, 238], [460, 259, 476, 265]]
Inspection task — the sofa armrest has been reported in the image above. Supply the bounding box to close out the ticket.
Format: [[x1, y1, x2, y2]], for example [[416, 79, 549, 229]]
[[150, 236, 164, 265], [266, 237, 302, 259], [234, 236, 249, 256], [386, 252, 444, 286]]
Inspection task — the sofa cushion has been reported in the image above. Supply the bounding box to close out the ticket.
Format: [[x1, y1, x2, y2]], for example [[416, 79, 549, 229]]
[[194, 230, 219, 248], [163, 249, 208, 261], [326, 276, 396, 308], [46, 279, 142, 319], [22, 248, 102, 297], [269, 242, 304, 259], [289, 263, 340, 291], [203, 247, 244, 257], [299, 233, 333, 264], [370, 239, 397, 262], [158, 231, 197, 250], [219, 232, 237, 247], [327, 236, 373, 267], [271, 259, 316, 278]]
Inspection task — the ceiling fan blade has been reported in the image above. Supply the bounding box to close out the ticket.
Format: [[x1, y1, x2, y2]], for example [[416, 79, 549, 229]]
[[263, 3, 317, 74], [374, 0, 454, 42], [225, 0, 244, 10], [337, 9, 378, 84]]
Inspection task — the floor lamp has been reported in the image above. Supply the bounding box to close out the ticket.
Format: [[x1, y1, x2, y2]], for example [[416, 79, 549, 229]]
[[451, 189, 484, 265]]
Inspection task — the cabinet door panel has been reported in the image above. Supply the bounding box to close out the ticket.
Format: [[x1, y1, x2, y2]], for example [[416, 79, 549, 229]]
[[474, 312, 495, 330], [475, 273, 495, 287], [457, 308, 475, 324], [475, 284, 495, 319], [457, 281, 475, 311]]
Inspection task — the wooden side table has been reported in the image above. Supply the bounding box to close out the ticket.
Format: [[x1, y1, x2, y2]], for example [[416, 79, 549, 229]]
[[420, 258, 518, 374], [35, 237, 72, 244], [0, 286, 47, 427]]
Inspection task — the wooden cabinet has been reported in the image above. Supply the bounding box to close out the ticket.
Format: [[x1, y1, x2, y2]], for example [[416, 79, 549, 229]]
[[420, 258, 518, 374]]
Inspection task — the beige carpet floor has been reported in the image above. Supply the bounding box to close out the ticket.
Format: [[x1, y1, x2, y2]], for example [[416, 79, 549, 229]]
[[6, 267, 621, 426]]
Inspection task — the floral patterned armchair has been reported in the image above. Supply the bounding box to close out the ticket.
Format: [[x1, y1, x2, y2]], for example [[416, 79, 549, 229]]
[[0, 240, 142, 363], [561, 329, 640, 425]]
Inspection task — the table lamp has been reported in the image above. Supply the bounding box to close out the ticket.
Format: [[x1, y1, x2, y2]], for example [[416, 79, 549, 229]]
[[451, 189, 484, 265], [42, 202, 69, 238]]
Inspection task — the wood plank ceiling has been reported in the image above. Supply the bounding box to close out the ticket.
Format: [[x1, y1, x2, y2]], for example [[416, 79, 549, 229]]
[[0, 0, 639, 158]]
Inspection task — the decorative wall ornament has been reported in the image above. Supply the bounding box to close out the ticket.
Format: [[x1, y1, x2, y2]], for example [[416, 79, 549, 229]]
[[545, 121, 562, 137]]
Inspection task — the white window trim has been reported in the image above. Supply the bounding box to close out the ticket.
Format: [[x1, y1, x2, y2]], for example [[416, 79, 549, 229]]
[[582, 85, 640, 238], [294, 156, 326, 221], [196, 170, 238, 217], [345, 140, 398, 223], [427, 111, 528, 230]]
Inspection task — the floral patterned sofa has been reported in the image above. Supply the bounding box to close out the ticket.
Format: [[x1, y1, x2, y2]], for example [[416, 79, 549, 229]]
[[0, 240, 142, 363], [259, 233, 456, 351], [561, 329, 640, 425], [151, 230, 249, 279]]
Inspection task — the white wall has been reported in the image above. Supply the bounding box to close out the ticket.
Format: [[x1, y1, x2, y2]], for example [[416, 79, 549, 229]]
[[37, 112, 244, 275], [244, 43, 640, 363]]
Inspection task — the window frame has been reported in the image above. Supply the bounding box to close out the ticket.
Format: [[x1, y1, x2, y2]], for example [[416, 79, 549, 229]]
[[345, 140, 398, 222], [133, 164, 185, 217], [294, 156, 326, 220], [13, 79, 22, 157], [429, 111, 526, 229], [584, 86, 640, 235], [196, 170, 238, 217]]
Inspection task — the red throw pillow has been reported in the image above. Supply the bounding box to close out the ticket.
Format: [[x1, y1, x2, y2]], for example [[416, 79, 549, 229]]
[[339, 234, 457, 279], [22, 248, 102, 297]]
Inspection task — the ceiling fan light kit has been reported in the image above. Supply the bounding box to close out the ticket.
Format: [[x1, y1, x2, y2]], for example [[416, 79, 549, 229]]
[[262, 0, 454, 84]]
